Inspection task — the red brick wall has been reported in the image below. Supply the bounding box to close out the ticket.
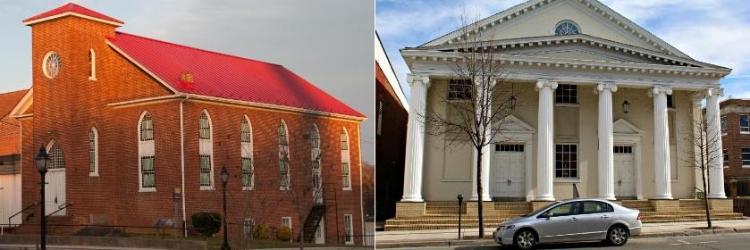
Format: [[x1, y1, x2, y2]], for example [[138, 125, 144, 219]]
[[722, 112, 750, 179], [21, 15, 363, 244]]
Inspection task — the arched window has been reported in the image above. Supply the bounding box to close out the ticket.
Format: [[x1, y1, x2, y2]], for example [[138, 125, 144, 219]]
[[279, 120, 290, 190], [88, 49, 96, 80], [340, 128, 351, 190], [48, 142, 65, 170], [241, 116, 254, 190], [89, 127, 99, 176], [554, 20, 580, 36], [138, 112, 155, 191], [311, 125, 322, 202], [199, 111, 214, 189]]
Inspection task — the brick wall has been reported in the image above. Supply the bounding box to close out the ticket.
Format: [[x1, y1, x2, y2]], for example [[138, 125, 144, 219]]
[[21, 15, 363, 244]]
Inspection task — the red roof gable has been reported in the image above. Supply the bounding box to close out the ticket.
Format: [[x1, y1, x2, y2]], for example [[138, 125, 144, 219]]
[[24, 3, 123, 26], [108, 32, 364, 119], [0, 89, 28, 156]]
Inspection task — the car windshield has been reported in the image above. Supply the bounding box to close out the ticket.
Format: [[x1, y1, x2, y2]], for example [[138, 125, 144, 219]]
[[521, 201, 560, 217]]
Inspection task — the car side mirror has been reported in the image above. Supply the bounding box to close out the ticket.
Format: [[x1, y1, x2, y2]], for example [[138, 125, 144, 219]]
[[539, 212, 551, 219]]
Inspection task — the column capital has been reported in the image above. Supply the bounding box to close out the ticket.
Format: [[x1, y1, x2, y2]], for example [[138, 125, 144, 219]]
[[706, 87, 724, 97], [596, 82, 618, 93], [535, 79, 558, 90], [407, 73, 431, 88], [651, 85, 673, 96]]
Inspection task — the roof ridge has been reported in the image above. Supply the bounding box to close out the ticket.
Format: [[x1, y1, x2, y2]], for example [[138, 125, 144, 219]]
[[113, 31, 282, 67]]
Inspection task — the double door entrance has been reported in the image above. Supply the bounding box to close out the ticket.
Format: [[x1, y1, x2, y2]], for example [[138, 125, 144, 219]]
[[492, 144, 526, 199]]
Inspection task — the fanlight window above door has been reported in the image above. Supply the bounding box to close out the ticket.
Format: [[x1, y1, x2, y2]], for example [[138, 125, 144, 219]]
[[554, 20, 580, 36]]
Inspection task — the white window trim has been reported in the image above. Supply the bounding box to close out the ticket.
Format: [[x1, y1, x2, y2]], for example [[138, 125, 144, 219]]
[[242, 115, 254, 191], [138, 111, 156, 193], [88, 49, 97, 81], [343, 214, 354, 245], [554, 143, 579, 180], [341, 128, 352, 191], [721, 116, 728, 136], [281, 216, 292, 242], [89, 127, 99, 177], [740, 114, 750, 134], [199, 110, 215, 191], [243, 218, 255, 238]]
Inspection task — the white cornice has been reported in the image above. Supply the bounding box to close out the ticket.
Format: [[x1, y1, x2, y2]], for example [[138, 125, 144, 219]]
[[421, 0, 690, 59], [9, 88, 33, 118], [24, 12, 123, 27], [376, 33, 409, 110], [419, 34, 726, 70], [401, 49, 730, 78]]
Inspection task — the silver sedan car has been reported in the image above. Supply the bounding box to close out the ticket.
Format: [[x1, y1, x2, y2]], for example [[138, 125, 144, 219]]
[[493, 198, 641, 249]]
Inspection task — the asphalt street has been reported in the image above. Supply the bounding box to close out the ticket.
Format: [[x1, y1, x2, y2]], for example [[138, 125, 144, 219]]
[[387, 232, 750, 249]]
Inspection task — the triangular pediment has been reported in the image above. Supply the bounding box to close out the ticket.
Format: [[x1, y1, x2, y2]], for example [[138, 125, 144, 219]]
[[497, 115, 535, 133], [613, 119, 643, 135], [422, 0, 690, 59], [494, 41, 665, 65]]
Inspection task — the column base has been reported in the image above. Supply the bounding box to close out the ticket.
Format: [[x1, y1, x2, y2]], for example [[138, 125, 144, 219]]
[[599, 194, 616, 201], [400, 196, 424, 203], [534, 194, 555, 202], [649, 199, 678, 212], [707, 193, 727, 199], [531, 201, 555, 211], [469, 195, 492, 202], [707, 198, 733, 212], [395, 202, 425, 218]]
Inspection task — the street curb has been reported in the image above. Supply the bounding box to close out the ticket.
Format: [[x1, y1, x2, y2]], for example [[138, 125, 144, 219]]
[[376, 228, 750, 248]]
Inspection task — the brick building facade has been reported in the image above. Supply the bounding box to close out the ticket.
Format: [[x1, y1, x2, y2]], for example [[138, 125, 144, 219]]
[[13, 3, 365, 245], [721, 99, 750, 197]]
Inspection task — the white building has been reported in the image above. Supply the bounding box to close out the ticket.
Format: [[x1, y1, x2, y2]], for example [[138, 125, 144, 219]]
[[398, 0, 730, 212]]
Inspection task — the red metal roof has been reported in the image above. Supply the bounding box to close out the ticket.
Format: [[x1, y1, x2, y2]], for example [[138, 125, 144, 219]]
[[108, 32, 364, 118], [23, 3, 123, 26]]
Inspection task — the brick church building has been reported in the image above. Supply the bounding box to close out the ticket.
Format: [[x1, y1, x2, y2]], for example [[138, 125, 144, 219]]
[[11, 3, 366, 245]]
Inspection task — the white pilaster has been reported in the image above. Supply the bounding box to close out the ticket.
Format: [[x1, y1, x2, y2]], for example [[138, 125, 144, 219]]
[[652, 86, 673, 199], [401, 74, 430, 202], [471, 78, 493, 201], [535, 79, 557, 201], [597, 83, 617, 200], [706, 87, 726, 199]]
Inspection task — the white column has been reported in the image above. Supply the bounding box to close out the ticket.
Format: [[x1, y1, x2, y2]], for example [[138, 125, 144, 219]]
[[535, 79, 557, 201], [401, 74, 430, 202], [706, 87, 727, 199], [597, 82, 617, 200], [652, 86, 673, 199], [471, 78, 493, 201]]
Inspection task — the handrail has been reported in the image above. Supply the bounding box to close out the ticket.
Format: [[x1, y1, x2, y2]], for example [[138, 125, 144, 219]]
[[2, 202, 36, 235], [46, 202, 72, 218]]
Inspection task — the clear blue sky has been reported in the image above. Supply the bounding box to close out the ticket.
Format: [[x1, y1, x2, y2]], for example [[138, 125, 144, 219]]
[[377, 0, 750, 100], [0, 0, 375, 163]]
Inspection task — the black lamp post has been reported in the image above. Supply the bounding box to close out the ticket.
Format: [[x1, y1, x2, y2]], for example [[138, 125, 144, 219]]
[[220, 166, 230, 250], [35, 145, 49, 250]]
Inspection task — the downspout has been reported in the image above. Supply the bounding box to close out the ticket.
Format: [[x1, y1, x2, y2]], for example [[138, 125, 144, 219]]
[[180, 95, 188, 237]]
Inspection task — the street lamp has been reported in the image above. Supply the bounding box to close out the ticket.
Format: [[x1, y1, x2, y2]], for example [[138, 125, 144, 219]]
[[220, 166, 230, 250], [35, 145, 49, 250], [457, 194, 464, 240]]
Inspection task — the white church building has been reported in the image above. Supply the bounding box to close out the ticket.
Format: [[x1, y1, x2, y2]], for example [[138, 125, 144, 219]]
[[397, 0, 732, 214]]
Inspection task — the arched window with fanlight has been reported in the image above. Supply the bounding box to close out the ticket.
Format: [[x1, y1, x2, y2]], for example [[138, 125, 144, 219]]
[[199, 111, 214, 189], [89, 127, 99, 176], [554, 20, 580, 36], [340, 128, 351, 190], [138, 112, 156, 191], [279, 120, 290, 190], [241, 115, 254, 190]]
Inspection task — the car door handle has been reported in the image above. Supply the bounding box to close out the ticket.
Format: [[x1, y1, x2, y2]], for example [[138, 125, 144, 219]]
[[601, 215, 610, 219], [570, 217, 578, 222]]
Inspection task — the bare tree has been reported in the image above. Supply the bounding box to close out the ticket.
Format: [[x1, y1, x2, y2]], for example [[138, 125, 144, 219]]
[[420, 16, 520, 237], [684, 108, 723, 228]]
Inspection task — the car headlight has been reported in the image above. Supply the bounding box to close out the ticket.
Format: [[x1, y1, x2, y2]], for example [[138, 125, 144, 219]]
[[505, 224, 516, 230]]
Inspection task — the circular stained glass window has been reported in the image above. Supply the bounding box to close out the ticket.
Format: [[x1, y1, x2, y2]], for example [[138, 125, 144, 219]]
[[554, 21, 580, 36], [43, 52, 61, 79]]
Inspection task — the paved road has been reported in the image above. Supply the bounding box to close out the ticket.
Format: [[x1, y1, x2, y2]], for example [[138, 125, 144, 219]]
[[388, 232, 750, 249]]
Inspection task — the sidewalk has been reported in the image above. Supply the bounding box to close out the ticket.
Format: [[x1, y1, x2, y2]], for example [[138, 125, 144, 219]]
[[376, 219, 750, 248]]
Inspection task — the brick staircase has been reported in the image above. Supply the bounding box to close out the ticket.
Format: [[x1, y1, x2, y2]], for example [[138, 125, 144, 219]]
[[384, 200, 746, 231]]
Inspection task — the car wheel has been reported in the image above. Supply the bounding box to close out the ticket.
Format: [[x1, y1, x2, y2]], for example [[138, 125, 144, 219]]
[[606, 225, 629, 246], [513, 229, 537, 250]]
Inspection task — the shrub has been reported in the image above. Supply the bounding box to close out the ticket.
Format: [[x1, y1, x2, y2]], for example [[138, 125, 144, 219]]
[[253, 224, 274, 240], [191, 212, 221, 237], [276, 225, 292, 242]]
